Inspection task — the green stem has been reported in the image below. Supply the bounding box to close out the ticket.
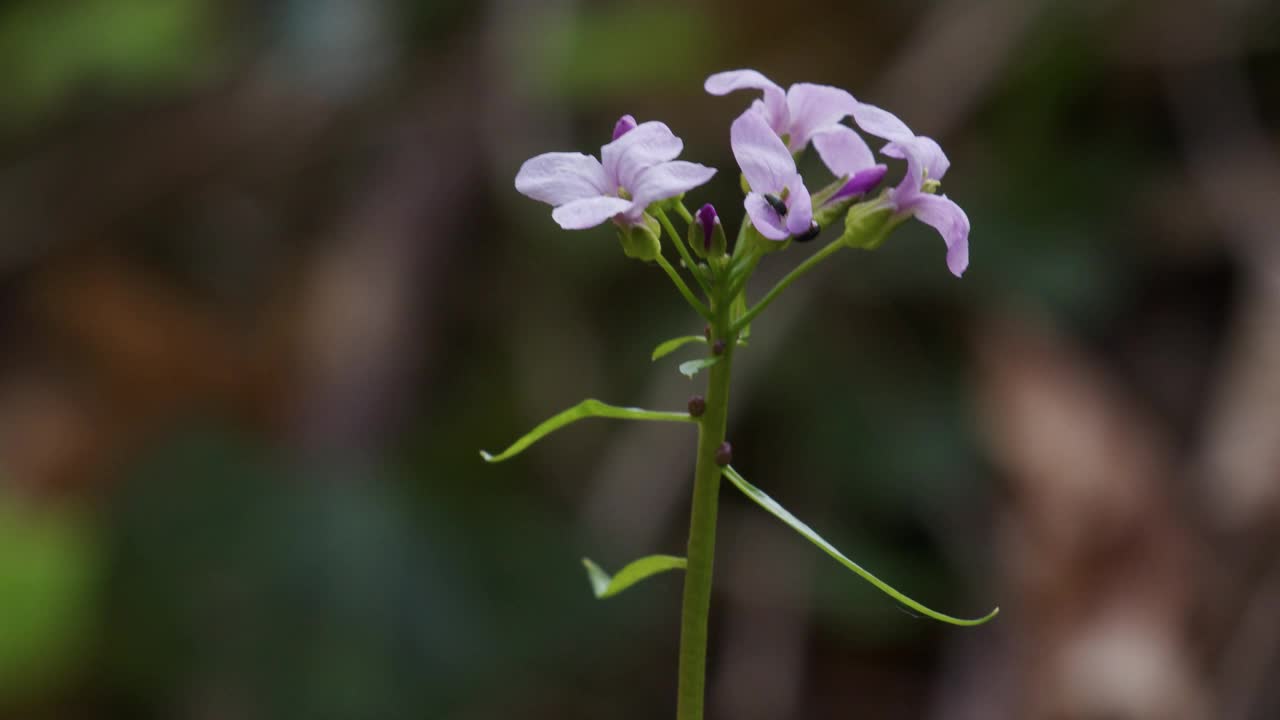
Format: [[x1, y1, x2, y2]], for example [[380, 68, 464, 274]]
[[676, 296, 734, 720], [655, 254, 712, 319], [656, 208, 713, 297], [675, 200, 695, 224], [731, 236, 844, 334]]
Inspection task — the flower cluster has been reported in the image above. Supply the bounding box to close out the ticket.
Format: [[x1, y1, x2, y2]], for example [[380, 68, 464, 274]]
[[516, 68, 970, 276]]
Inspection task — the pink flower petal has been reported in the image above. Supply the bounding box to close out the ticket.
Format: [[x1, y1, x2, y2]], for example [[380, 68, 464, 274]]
[[785, 83, 856, 150], [912, 194, 970, 277], [601, 121, 684, 192], [515, 152, 610, 206], [730, 110, 795, 195], [705, 69, 789, 134], [812, 125, 877, 177], [550, 196, 634, 230], [744, 193, 789, 240], [629, 161, 717, 208]]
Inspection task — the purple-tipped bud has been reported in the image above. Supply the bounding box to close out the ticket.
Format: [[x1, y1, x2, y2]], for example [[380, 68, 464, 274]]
[[697, 204, 718, 250], [612, 114, 638, 141], [830, 166, 889, 203], [715, 441, 733, 466]]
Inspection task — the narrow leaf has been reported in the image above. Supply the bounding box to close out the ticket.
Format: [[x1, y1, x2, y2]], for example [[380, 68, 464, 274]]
[[480, 399, 694, 463], [678, 356, 720, 379], [582, 555, 687, 599], [722, 465, 998, 627], [652, 335, 707, 362]]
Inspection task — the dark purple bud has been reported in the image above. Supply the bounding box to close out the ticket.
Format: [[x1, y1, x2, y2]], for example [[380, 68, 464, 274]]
[[612, 114, 638, 141], [688, 395, 706, 417], [696, 203, 718, 250], [715, 441, 733, 466], [830, 165, 889, 203], [712, 339, 727, 355]]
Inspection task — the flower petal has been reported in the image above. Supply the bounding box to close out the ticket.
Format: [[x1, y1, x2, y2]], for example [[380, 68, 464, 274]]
[[629, 161, 717, 208], [884, 136, 950, 182], [912, 194, 970, 277], [812, 125, 876, 177], [731, 109, 795, 195], [782, 173, 814, 236], [851, 101, 914, 142], [550, 196, 634, 230], [515, 152, 610, 206], [785, 83, 856, 150], [744, 193, 789, 240], [602, 121, 684, 192], [705, 69, 788, 134]]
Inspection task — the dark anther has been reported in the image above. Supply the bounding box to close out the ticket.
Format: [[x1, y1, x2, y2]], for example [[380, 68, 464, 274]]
[[712, 339, 727, 355], [715, 441, 733, 466], [795, 220, 821, 243], [763, 193, 788, 217], [687, 395, 706, 417]]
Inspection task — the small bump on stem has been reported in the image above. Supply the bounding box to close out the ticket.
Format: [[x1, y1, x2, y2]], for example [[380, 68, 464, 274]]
[[704, 324, 712, 341], [687, 395, 707, 418], [712, 340, 726, 356], [715, 441, 733, 467]]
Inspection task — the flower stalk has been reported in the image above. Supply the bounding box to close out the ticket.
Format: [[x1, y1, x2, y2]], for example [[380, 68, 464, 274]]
[[676, 281, 736, 720]]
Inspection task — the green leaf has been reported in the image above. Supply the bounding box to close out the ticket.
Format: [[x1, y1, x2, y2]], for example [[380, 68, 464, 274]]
[[678, 356, 720, 379], [721, 466, 998, 627], [652, 335, 707, 362], [582, 555, 686, 599], [480, 399, 695, 463]]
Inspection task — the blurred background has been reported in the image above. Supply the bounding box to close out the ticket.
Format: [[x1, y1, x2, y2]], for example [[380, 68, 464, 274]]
[[2, 0, 1279, 718]]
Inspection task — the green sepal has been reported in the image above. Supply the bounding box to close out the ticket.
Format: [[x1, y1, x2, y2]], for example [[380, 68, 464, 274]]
[[721, 465, 999, 627], [838, 201, 897, 251], [652, 335, 707, 361], [687, 213, 727, 260], [739, 172, 751, 195], [651, 195, 685, 213], [582, 555, 686, 599], [678, 356, 720, 379], [812, 194, 856, 230], [480, 399, 695, 463], [617, 213, 662, 261]]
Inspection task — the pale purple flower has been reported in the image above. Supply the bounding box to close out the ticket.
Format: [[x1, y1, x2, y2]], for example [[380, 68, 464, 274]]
[[851, 102, 970, 277], [705, 69, 856, 153], [731, 110, 814, 241], [515, 117, 716, 230]]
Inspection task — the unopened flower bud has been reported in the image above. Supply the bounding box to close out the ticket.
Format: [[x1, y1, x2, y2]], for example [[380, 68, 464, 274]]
[[612, 114, 638, 141], [712, 339, 726, 355], [715, 441, 732, 466], [687, 395, 706, 417], [689, 203, 727, 259], [616, 213, 662, 261]]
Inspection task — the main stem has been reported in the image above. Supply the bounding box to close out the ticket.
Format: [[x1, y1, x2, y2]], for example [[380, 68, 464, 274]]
[[676, 294, 734, 720]]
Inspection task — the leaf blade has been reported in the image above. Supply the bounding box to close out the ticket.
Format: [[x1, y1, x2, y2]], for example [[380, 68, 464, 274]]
[[480, 399, 694, 463], [678, 356, 720, 379], [582, 555, 687, 599], [721, 465, 998, 627], [651, 335, 707, 362]]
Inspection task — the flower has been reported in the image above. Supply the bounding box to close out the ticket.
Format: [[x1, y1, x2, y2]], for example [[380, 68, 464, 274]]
[[691, 203, 727, 257], [705, 69, 856, 153], [850, 102, 970, 277], [515, 117, 716, 230], [731, 109, 815, 241], [696, 203, 718, 248]]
